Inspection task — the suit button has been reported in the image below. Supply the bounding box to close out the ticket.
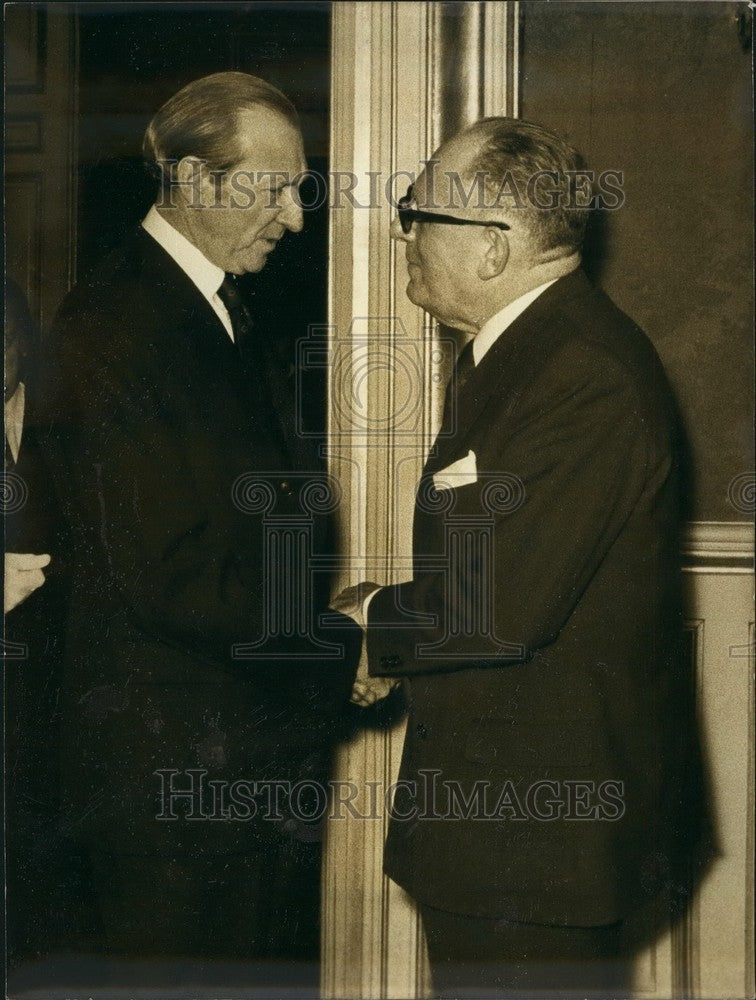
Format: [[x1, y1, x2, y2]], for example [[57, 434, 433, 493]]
[[279, 481, 293, 496], [381, 653, 402, 669], [416, 723, 428, 739]]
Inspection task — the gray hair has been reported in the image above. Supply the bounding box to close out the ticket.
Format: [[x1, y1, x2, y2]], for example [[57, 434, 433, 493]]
[[463, 117, 590, 254], [143, 71, 299, 189]]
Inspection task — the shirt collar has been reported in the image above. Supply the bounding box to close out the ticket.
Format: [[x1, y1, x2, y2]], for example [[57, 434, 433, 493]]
[[472, 277, 561, 366], [141, 204, 225, 303]]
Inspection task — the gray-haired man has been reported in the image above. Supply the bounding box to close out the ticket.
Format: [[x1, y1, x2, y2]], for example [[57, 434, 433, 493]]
[[40, 73, 360, 978]]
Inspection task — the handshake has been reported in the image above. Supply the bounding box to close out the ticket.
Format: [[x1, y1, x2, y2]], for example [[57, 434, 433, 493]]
[[330, 581, 400, 708]]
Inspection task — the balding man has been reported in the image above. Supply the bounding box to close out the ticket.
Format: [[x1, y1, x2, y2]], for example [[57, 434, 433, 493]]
[[39, 73, 360, 978], [337, 118, 705, 996]]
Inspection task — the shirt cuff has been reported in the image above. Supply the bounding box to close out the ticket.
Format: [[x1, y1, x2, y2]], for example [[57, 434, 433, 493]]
[[362, 586, 381, 624]]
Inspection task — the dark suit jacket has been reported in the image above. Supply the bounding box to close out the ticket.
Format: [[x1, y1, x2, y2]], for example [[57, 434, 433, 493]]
[[5, 401, 77, 959], [39, 227, 360, 854], [5, 404, 69, 809], [367, 270, 704, 926], [5, 380, 70, 763]]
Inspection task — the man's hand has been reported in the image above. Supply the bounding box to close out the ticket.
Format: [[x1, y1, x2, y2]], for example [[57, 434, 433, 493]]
[[4, 552, 51, 613], [350, 641, 399, 707], [330, 581, 381, 629], [330, 582, 399, 705]]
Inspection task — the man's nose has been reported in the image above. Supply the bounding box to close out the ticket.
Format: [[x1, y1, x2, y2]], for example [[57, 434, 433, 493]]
[[281, 189, 304, 233], [390, 215, 410, 242]]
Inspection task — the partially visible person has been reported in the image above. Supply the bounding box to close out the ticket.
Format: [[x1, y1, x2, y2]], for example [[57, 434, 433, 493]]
[[4, 281, 51, 611], [4, 278, 75, 968]]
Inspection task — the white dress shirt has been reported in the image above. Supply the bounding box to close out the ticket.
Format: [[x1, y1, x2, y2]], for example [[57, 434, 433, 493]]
[[472, 277, 561, 366], [141, 205, 234, 341]]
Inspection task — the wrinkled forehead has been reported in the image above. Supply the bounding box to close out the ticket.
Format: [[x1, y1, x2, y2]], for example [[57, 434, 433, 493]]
[[233, 107, 306, 171], [413, 135, 479, 209]]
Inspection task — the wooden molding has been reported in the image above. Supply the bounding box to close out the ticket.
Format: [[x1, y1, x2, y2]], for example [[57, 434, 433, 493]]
[[682, 521, 755, 573], [326, 5, 440, 995], [4, 7, 78, 329]]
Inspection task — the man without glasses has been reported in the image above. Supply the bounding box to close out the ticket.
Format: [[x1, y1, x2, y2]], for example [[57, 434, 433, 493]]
[[38, 72, 360, 984]]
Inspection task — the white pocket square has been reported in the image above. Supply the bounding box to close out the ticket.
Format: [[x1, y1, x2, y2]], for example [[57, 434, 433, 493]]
[[433, 449, 478, 491]]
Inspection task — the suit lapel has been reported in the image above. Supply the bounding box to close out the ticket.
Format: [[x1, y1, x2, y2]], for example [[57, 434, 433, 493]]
[[134, 228, 296, 463], [425, 270, 592, 475], [135, 228, 240, 366]]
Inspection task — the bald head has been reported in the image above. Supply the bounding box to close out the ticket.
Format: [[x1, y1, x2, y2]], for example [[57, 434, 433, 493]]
[[454, 117, 590, 256], [390, 117, 585, 332]]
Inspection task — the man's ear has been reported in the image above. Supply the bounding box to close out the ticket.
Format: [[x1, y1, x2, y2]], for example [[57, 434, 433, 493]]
[[476, 228, 509, 280]]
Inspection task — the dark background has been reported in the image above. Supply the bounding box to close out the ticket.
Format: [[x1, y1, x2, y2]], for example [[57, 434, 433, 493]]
[[76, 1, 332, 438]]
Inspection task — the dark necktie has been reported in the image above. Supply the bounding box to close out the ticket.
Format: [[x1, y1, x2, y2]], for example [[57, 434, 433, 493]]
[[217, 274, 254, 358], [444, 340, 475, 411], [453, 340, 475, 393], [5, 435, 16, 471], [434, 340, 476, 448], [217, 275, 292, 460]]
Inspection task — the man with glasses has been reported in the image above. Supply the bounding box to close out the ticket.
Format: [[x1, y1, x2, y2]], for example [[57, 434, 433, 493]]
[[337, 117, 705, 996]]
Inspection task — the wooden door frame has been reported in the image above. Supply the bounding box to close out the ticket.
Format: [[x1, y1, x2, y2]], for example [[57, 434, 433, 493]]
[[324, 4, 519, 996]]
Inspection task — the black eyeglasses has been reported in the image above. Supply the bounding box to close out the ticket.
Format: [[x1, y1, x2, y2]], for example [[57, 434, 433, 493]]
[[397, 186, 510, 235]]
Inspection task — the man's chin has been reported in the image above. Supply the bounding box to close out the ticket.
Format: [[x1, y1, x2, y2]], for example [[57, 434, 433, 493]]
[[405, 280, 426, 309], [231, 256, 267, 276], [235, 244, 277, 274]]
